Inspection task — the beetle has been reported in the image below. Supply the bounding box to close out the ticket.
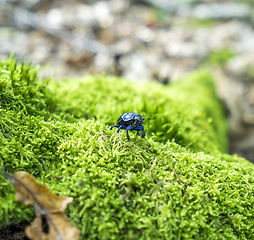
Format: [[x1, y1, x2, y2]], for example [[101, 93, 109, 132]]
[[110, 112, 150, 140]]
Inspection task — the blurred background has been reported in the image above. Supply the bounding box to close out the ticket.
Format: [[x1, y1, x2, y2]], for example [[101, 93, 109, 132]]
[[0, 0, 254, 162]]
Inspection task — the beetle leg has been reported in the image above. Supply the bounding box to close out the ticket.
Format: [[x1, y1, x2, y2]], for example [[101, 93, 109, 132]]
[[136, 131, 139, 136], [117, 126, 122, 133], [126, 129, 131, 140], [110, 125, 119, 130], [141, 129, 145, 138], [117, 125, 126, 133], [126, 126, 133, 140], [136, 126, 145, 139]]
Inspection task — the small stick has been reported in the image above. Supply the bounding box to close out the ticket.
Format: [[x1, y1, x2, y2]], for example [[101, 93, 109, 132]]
[[150, 158, 157, 172], [169, 166, 189, 188]]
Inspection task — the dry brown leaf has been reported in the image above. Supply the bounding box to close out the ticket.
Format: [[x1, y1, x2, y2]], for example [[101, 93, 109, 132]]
[[2, 170, 80, 240]]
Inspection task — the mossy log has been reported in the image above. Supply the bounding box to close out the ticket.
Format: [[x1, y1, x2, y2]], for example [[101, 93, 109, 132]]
[[0, 57, 254, 239]]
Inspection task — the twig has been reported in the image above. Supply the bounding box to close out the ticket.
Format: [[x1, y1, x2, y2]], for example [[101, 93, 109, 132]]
[[169, 166, 189, 188], [149, 158, 157, 172]]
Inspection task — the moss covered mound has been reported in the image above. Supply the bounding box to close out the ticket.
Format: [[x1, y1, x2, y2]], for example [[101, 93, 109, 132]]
[[43, 68, 228, 154], [1, 57, 254, 239]]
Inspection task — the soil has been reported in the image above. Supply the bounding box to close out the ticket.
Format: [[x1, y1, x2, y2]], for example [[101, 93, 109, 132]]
[[0, 221, 30, 240]]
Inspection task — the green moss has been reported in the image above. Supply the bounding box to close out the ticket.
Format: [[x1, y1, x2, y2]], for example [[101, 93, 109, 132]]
[[151, 7, 172, 25], [43, 69, 227, 153], [1, 57, 254, 239], [181, 18, 217, 29], [207, 48, 236, 66]]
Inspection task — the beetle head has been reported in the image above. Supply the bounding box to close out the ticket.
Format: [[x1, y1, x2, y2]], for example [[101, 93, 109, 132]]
[[133, 114, 144, 126]]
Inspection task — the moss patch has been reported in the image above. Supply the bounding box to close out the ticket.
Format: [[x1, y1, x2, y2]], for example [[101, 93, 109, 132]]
[[43, 68, 228, 153], [207, 48, 236, 66], [1, 57, 254, 239]]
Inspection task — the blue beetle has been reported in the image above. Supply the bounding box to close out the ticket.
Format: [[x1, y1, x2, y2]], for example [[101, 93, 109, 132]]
[[110, 112, 149, 140]]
